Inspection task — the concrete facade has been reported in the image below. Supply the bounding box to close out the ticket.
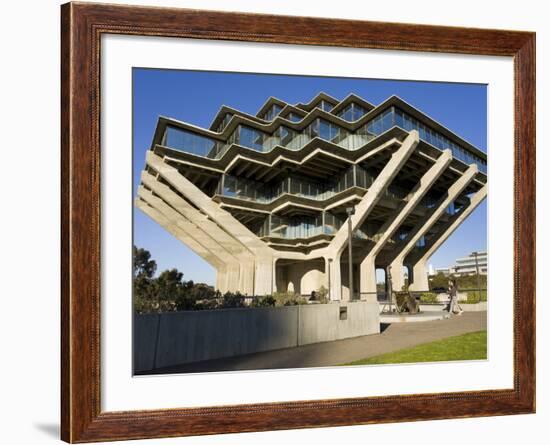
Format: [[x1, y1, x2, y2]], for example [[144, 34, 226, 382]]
[[137, 92, 487, 301]]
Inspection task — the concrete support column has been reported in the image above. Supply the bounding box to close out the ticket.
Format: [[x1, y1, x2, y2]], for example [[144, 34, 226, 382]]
[[388, 164, 479, 290], [327, 256, 342, 301], [136, 198, 229, 292], [358, 150, 452, 297], [359, 255, 377, 302], [326, 131, 420, 301], [146, 153, 276, 296], [254, 258, 274, 296], [409, 259, 429, 291], [215, 267, 228, 293], [237, 260, 255, 295], [272, 259, 278, 293], [407, 185, 488, 290], [327, 131, 419, 255], [141, 171, 255, 294], [138, 187, 243, 292], [390, 258, 405, 291]]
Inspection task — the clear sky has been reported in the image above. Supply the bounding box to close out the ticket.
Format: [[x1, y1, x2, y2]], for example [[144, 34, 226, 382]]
[[133, 68, 487, 285]]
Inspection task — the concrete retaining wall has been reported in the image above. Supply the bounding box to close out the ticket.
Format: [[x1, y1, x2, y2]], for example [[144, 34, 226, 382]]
[[134, 301, 379, 373]]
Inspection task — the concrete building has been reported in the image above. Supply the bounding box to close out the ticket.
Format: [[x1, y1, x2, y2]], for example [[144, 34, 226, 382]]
[[435, 251, 488, 276], [136, 92, 487, 301]]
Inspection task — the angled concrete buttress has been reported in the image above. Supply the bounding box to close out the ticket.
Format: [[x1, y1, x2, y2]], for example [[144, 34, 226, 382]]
[[359, 149, 453, 299], [137, 187, 242, 292], [407, 185, 488, 291], [135, 198, 230, 292], [146, 152, 276, 295], [325, 130, 420, 301], [140, 171, 256, 295], [389, 164, 479, 291]]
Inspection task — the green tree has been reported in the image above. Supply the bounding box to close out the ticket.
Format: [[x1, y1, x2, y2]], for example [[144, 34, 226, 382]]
[[155, 268, 185, 312], [133, 246, 156, 279], [133, 246, 158, 313], [429, 272, 449, 290]]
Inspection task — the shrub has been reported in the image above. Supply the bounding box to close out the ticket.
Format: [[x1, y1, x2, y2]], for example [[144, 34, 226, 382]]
[[272, 291, 307, 306], [219, 291, 246, 308], [419, 292, 439, 304], [315, 286, 329, 304], [249, 295, 277, 307], [464, 290, 487, 304]]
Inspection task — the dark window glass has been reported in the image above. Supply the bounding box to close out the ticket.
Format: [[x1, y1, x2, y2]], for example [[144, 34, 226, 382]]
[[394, 108, 404, 128], [164, 126, 217, 156], [381, 108, 394, 131], [238, 126, 265, 151], [264, 104, 283, 121], [317, 100, 333, 111], [287, 112, 302, 122], [352, 104, 367, 120]]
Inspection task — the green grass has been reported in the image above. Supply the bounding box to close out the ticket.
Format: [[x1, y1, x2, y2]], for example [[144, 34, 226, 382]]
[[341, 331, 487, 366]]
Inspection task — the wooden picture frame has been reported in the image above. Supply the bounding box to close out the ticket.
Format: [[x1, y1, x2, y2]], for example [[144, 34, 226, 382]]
[[61, 2, 536, 442]]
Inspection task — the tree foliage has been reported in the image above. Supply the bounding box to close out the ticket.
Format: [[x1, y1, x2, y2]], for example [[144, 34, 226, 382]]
[[133, 246, 156, 279], [133, 246, 330, 313]]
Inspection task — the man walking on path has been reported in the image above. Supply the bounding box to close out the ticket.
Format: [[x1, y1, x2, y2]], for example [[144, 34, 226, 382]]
[[448, 278, 463, 315]]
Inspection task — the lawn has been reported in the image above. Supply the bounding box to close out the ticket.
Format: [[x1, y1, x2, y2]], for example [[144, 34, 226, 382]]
[[341, 331, 487, 366]]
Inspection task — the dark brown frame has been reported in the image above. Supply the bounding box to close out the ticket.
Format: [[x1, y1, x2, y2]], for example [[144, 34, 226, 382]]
[[61, 2, 536, 442]]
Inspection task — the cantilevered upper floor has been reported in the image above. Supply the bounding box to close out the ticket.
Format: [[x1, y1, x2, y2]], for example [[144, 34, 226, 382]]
[[150, 92, 487, 174], [139, 93, 486, 263]]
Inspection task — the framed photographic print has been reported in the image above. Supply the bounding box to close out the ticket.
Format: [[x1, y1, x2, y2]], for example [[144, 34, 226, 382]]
[[61, 2, 535, 442]]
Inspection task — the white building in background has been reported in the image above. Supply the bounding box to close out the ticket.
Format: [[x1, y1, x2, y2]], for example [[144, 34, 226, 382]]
[[435, 251, 487, 277]]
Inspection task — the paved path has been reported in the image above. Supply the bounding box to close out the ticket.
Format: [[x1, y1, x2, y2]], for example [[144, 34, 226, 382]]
[[150, 311, 486, 374]]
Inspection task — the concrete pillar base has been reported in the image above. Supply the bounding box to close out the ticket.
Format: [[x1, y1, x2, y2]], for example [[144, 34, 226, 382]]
[[408, 260, 429, 291], [389, 258, 406, 292], [359, 255, 377, 302]]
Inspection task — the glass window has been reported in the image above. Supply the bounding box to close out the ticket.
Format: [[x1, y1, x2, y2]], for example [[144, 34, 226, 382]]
[[316, 119, 339, 142], [317, 100, 334, 111], [403, 114, 413, 131], [338, 105, 350, 121], [287, 112, 302, 122], [264, 104, 283, 121], [372, 115, 383, 135], [216, 113, 233, 133], [238, 126, 265, 151], [289, 177, 301, 195], [345, 167, 354, 188], [164, 126, 217, 157], [352, 103, 367, 120], [222, 175, 236, 197], [338, 103, 366, 121], [381, 108, 394, 132], [367, 108, 486, 174], [394, 108, 404, 128], [419, 123, 426, 140]]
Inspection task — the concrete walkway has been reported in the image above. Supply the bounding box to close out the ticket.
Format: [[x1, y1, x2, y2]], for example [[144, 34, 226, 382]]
[[148, 311, 486, 375]]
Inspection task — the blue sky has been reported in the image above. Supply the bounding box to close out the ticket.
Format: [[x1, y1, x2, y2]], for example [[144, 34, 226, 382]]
[[133, 68, 487, 284]]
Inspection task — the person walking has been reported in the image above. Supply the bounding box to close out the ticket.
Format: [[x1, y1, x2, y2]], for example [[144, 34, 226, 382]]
[[447, 278, 463, 315]]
